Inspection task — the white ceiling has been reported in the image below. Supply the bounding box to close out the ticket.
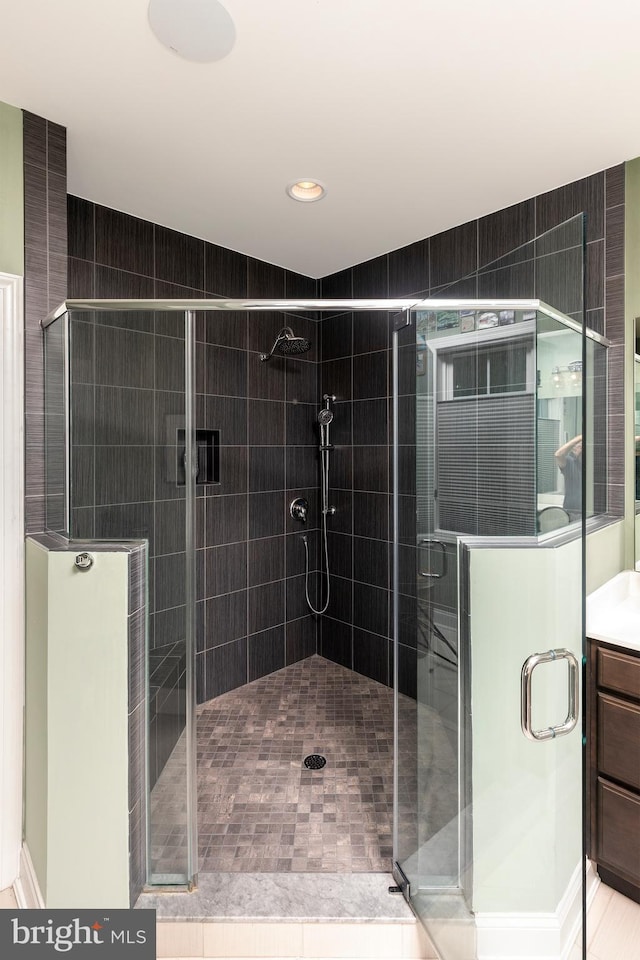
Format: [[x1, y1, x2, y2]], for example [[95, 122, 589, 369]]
[[2, 0, 640, 279]]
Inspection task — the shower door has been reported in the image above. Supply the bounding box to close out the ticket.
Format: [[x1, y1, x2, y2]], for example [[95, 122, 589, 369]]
[[392, 301, 585, 960]]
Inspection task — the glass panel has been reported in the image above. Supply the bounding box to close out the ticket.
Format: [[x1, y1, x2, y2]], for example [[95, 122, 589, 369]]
[[393, 302, 585, 960], [66, 307, 197, 886], [43, 311, 68, 534]]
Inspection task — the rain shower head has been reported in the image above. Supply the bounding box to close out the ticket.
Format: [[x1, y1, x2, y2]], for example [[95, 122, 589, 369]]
[[260, 326, 312, 361]]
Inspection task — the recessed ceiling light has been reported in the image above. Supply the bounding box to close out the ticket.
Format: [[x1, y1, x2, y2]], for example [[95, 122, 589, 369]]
[[286, 180, 327, 203], [148, 0, 236, 63]]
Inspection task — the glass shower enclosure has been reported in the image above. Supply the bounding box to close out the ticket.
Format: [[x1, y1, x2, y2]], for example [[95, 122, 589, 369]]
[[393, 300, 604, 960], [43, 295, 604, 958]]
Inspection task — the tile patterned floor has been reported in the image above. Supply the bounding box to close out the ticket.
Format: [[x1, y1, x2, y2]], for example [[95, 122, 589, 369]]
[[196, 655, 394, 873]]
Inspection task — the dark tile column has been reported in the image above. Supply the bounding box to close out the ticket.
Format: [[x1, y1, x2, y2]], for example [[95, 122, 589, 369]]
[[23, 112, 67, 532]]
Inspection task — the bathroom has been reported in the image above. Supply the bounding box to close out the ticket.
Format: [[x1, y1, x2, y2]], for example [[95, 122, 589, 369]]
[[2, 97, 640, 960]]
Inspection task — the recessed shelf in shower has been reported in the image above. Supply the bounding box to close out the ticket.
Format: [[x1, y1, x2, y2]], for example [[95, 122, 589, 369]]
[[176, 429, 220, 485]]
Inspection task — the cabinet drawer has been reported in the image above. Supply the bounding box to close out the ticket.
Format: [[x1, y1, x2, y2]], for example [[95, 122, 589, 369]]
[[597, 778, 640, 885], [598, 693, 640, 791], [598, 646, 640, 701]]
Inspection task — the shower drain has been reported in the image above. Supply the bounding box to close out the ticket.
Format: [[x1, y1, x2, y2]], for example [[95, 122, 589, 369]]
[[303, 754, 326, 770]]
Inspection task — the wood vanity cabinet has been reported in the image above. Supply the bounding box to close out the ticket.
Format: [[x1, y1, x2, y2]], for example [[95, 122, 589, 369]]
[[587, 638, 640, 903]]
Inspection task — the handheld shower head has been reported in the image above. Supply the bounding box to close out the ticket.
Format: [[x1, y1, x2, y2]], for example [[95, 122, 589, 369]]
[[317, 408, 333, 425], [260, 326, 312, 361]]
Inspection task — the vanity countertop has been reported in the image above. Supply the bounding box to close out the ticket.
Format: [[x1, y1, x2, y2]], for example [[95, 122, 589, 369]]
[[586, 570, 640, 652]]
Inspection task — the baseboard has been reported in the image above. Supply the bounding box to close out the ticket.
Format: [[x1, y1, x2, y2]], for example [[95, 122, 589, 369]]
[[474, 860, 584, 959], [13, 844, 44, 909]]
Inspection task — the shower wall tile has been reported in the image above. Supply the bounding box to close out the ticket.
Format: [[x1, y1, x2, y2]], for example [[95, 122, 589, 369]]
[[286, 529, 319, 578], [206, 541, 247, 597], [205, 494, 248, 546], [325, 574, 352, 625], [95, 205, 155, 277], [247, 259, 285, 297], [535, 172, 604, 242], [286, 402, 317, 446], [326, 531, 352, 581], [285, 356, 318, 403], [285, 616, 317, 665], [321, 313, 353, 361], [248, 626, 285, 682], [284, 270, 317, 298], [24, 112, 68, 532], [195, 394, 244, 446], [353, 311, 389, 355], [388, 239, 429, 297], [248, 580, 285, 633], [248, 399, 285, 445], [202, 638, 248, 700], [249, 446, 286, 491], [478, 199, 535, 267], [606, 164, 625, 209], [249, 491, 285, 540], [203, 591, 247, 650], [286, 574, 314, 622], [204, 242, 248, 296], [67, 196, 94, 260], [199, 343, 247, 397], [208, 445, 248, 496], [353, 536, 388, 589], [605, 203, 625, 278], [155, 225, 204, 289], [96, 502, 155, 553], [94, 446, 155, 505], [353, 398, 388, 446], [286, 446, 319, 489], [94, 326, 155, 388], [200, 311, 248, 350], [353, 582, 388, 638], [319, 267, 352, 298], [353, 351, 387, 399], [248, 535, 285, 586], [353, 629, 389, 686], [320, 617, 352, 669], [429, 220, 477, 288], [322, 356, 351, 401], [248, 350, 286, 400]]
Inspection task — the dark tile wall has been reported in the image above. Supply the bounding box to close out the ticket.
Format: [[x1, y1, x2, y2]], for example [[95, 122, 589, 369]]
[[319, 166, 625, 691], [67, 198, 321, 727], [23, 112, 67, 532]]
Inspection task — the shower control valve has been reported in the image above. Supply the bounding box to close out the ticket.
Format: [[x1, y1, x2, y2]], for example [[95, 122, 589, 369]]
[[289, 498, 309, 522], [74, 552, 94, 571]]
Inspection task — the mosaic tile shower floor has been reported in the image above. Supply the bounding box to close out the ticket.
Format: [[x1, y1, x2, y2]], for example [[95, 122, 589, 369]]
[[150, 655, 396, 875]]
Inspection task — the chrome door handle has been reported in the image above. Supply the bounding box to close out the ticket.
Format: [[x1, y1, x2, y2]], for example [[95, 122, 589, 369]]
[[521, 648, 579, 742], [418, 538, 448, 580]]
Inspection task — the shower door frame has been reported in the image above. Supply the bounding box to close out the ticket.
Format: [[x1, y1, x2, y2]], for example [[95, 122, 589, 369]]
[[44, 297, 588, 916], [44, 296, 428, 893]]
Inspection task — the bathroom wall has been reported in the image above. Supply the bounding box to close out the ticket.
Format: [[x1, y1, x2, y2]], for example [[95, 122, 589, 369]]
[[66, 199, 321, 725], [319, 167, 625, 690], [0, 101, 23, 276]]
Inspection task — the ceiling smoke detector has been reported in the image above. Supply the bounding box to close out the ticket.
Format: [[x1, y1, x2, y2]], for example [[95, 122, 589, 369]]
[[148, 0, 236, 63], [286, 180, 327, 203]]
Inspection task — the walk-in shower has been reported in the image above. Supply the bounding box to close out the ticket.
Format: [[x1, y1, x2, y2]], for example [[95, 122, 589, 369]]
[[42, 238, 605, 958]]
